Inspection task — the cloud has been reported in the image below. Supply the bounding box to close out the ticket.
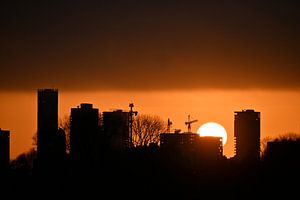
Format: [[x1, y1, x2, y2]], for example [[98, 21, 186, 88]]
[[1, 1, 300, 91]]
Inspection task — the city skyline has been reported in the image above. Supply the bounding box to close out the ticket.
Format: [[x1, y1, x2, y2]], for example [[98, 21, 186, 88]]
[[1, 1, 300, 197], [4, 88, 262, 163], [2, 88, 300, 198]]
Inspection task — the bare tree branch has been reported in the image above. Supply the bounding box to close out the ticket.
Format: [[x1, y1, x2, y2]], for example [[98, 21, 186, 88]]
[[59, 115, 71, 153], [132, 114, 167, 147]]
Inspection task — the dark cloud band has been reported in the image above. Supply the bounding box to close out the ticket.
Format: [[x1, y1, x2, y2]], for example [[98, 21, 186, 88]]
[[1, 1, 299, 91]]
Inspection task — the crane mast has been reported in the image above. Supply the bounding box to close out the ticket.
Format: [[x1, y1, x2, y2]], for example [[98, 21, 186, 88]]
[[129, 102, 138, 147], [185, 115, 198, 133]]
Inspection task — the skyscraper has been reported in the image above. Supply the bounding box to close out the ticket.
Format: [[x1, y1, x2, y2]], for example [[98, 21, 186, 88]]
[[103, 110, 130, 151], [0, 129, 10, 172], [37, 89, 66, 171], [234, 109, 260, 162], [70, 103, 99, 165], [37, 88, 58, 164]]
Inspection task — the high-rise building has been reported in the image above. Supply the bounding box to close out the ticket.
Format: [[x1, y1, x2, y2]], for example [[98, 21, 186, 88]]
[[37, 88, 58, 164], [37, 89, 66, 171], [0, 129, 10, 171], [234, 109, 260, 162], [103, 110, 129, 151], [70, 103, 99, 165]]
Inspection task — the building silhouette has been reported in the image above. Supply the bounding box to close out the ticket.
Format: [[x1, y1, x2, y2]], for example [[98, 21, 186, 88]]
[[70, 103, 100, 166], [37, 89, 66, 171], [103, 110, 130, 151], [0, 129, 10, 172], [160, 132, 223, 168], [234, 109, 260, 162], [37, 89, 58, 165], [265, 140, 300, 164]]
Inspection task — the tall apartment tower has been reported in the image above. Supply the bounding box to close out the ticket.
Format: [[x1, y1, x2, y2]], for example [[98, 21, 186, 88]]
[[234, 109, 260, 162], [103, 110, 129, 151], [37, 89, 58, 164], [70, 103, 99, 165], [0, 129, 10, 171]]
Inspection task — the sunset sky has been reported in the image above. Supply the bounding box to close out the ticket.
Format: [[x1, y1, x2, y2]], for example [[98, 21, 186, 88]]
[[1, 1, 300, 159]]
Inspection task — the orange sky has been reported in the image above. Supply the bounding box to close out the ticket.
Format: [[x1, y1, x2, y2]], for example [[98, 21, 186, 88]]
[[1, 89, 300, 159]]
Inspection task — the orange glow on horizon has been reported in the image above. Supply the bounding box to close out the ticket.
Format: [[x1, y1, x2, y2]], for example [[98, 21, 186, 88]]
[[1, 89, 300, 159]]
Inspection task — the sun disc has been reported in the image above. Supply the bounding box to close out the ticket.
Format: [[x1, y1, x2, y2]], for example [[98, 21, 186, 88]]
[[197, 122, 227, 146]]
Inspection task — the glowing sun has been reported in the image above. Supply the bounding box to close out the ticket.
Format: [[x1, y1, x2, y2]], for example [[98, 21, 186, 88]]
[[197, 122, 227, 146]]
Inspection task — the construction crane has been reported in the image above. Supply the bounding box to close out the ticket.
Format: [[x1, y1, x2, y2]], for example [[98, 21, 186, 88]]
[[129, 102, 138, 147], [185, 115, 198, 133], [167, 118, 172, 133]]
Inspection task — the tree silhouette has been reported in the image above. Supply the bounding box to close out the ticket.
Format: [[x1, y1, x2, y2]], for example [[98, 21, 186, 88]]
[[132, 114, 167, 147], [10, 148, 37, 174], [32, 132, 37, 148], [59, 115, 71, 153], [260, 136, 273, 159], [276, 132, 300, 142]]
